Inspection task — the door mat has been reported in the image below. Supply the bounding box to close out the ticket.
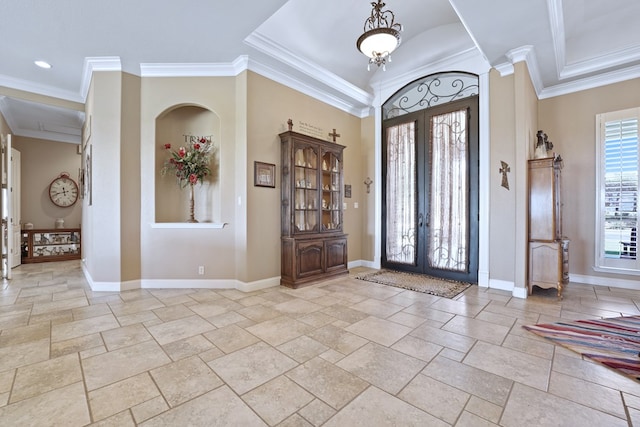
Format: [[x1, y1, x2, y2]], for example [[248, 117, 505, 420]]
[[523, 315, 640, 382], [355, 269, 472, 299]]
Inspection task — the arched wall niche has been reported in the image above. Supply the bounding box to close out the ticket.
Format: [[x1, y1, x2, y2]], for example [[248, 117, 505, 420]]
[[154, 104, 221, 223]]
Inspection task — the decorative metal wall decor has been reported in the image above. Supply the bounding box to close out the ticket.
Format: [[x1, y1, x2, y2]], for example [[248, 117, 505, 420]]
[[383, 72, 479, 119]]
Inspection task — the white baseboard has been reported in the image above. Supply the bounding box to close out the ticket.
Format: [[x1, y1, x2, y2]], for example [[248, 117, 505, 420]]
[[478, 270, 490, 288], [489, 278, 514, 291], [512, 286, 528, 299], [487, 278, 529, 299], [348, 259, 377, 269], [569, 273, 640, 290], [82, 261, 280, 293]]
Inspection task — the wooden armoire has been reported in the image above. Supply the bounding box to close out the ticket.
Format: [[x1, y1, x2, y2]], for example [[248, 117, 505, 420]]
[[528, 157, 569, 298]]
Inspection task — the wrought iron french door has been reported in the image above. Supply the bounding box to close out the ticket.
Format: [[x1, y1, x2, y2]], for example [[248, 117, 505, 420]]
[[382, 96, 478, 283]]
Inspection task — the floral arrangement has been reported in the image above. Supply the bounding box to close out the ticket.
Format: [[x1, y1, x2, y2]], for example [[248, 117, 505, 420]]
[[161, 137, 213, 187]]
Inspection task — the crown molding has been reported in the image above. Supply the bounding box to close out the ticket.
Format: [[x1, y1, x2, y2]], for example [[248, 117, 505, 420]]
[[139, 61, 240, 77], [560, 44, 640, 80], [547, 0, 566, 79], [0, 74, 83, 103], [136, 55, 367, 117], [493, 61, 514, 76], [539, 63, 640, 99], [505, 45, 544, 95], [80, 57, 122, 101], [244, 56, 368, 117], [245, 32, 373, 107]]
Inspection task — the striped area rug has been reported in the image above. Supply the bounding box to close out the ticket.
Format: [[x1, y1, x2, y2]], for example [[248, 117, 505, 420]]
[[523, 315, 640, 382]]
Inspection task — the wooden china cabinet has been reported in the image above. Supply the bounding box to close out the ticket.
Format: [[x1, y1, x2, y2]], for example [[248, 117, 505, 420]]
[[280, 129, 348, 288], [528, 156, 569, 298]]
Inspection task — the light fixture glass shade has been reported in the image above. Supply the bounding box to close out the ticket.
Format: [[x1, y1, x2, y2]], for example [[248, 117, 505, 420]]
[[356, 0, 402, 69], [357, 28, 400, 59]]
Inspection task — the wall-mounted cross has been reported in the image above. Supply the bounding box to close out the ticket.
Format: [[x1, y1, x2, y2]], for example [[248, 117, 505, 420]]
[[328, 128, 341, 142], [499, 161, 510, 190], [364, 177, 373, 194]]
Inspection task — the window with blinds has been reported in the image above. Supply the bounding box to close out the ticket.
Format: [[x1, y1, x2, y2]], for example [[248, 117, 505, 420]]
[[596, 108, 639, 271]]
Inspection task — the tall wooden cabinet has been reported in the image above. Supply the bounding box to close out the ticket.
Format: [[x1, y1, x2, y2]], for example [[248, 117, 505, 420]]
[[280, 130, 348, 288], [528, 157, 569, 298]]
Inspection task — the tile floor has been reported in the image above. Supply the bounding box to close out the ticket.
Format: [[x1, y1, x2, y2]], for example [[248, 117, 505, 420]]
[[0, 261, 639, 426]]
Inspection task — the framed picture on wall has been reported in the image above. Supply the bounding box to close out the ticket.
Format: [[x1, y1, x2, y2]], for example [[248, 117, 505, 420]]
[[254, 161, 276, 188], [85, 144, 92, 205]]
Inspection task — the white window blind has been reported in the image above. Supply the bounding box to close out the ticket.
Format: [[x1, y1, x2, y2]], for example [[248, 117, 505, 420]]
[[596, 108, 639, 272]]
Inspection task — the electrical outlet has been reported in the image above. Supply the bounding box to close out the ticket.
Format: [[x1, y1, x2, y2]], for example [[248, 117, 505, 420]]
[[198, 266, 205, 275]]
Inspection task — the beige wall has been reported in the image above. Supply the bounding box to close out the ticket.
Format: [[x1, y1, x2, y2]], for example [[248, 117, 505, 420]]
[[140, 75, 238, 281], [539, 77, 640, 281], [488, 70, 517, 283], [360, 115, 376, 262], [245, 72, 364, 282], [83, 71, 124, 283], [0, 109, 10, 136], [120, 73, 141, 282], [11, 136, 82, 229]]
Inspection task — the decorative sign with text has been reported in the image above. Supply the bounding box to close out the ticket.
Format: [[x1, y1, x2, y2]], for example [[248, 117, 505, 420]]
[[297, 121, 324, 139], [183, 135, 213, 144]]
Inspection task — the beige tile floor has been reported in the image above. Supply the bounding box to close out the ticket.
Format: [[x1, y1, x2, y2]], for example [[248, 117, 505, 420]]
[[0, 261, 639, 426]]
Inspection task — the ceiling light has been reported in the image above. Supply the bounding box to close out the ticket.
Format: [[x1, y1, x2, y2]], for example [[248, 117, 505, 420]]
[[356, 0, 403, 71], [34, 60, 52, 69]]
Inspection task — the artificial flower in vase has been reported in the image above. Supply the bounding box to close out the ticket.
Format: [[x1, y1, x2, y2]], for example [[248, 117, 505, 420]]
[[161, 137, 213, 222]]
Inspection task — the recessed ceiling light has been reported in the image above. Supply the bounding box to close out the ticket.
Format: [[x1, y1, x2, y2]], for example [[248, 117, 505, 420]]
[[34, 60, 52, 69]]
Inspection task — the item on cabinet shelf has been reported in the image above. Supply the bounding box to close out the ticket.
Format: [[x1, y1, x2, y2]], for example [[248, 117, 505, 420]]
[[48, 172, 79, 207], [280, 126, 348, 288], [24, 223, 33, 230], [55, 218, 64, 229], [534, 130, 554, 159]]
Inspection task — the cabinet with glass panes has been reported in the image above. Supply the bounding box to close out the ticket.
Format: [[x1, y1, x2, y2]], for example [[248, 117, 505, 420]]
[[22, 228, 81, 263], [280, 128, 348, 288]]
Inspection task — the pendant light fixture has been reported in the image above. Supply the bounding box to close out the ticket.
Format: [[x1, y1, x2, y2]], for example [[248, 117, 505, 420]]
[[356, 0, 403, 70]]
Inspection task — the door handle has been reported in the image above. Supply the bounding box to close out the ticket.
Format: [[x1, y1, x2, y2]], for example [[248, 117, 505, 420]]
[[418, 213, 423, 227]]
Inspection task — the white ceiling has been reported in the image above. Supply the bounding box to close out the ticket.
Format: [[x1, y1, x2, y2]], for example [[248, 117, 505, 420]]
[[1, 0, 639, 144]]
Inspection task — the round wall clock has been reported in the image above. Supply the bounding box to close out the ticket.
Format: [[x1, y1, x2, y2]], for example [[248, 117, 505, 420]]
[[48, 172, 79, 207]]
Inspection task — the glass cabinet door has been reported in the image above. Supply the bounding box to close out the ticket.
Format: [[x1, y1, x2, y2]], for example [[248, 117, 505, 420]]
[[321, 150, 342, 231], [293, 146, 319, 232]]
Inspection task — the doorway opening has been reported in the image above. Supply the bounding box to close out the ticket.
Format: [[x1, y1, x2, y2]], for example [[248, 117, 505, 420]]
[[381, 72, 479, 283]]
